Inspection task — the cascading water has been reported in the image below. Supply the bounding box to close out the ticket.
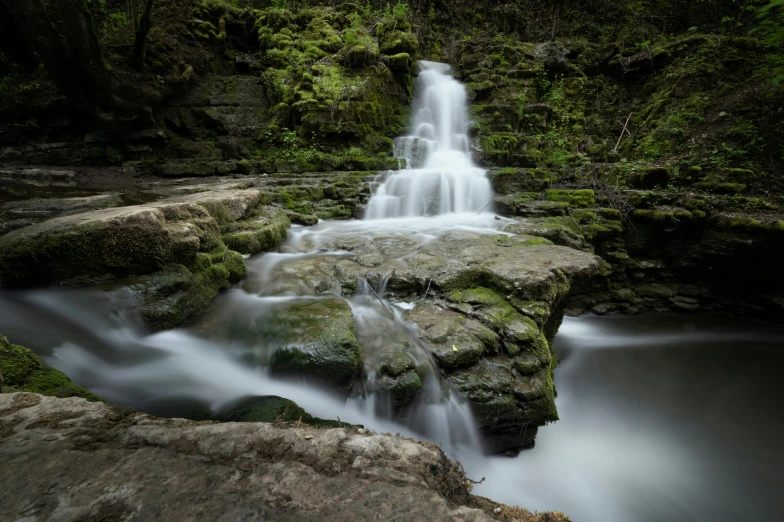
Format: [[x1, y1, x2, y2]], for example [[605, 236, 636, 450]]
[[365, 61, 493, 218], [0, 59, 493, 500]]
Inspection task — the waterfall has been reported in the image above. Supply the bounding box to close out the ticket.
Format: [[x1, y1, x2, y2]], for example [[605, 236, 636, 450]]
[[365, 61, 493, 219]]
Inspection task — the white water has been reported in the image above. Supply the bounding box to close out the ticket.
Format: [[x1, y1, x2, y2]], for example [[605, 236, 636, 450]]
[[365, 61, 492, 218]]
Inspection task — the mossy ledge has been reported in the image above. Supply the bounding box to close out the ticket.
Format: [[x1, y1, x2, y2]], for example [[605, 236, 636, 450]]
[[0, 188, 291, 330], [0, 334, 99, 402]]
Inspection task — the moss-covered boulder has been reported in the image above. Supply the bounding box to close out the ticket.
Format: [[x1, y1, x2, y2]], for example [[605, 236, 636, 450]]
[[376, 349, 423, 406], [129, 246, 247, 331], [487, 168, 557, 194], [406, 288, 559, 454], [545, 189, 596, 208], [222, 395, 345, 427], [406, 303, 496, 370], [0, 189, 267, 286], [0, 334, 99, 401], [264, 298, 362, 390], [220, 206, 290, 255], [0, 206, 204, 286], [503, 217, 586, 249], [628, 166, 670, 189]]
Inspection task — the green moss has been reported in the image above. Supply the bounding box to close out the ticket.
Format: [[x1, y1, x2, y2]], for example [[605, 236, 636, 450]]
[[525, 237, 554, 246], [221, 207, 290, 255], [224, 396, 347, 428], [265, 298, 362, 389], [447, 287, 542, 354], [139, 246, 246, 331], [698, 182, 747, 195], [545, 189, 595, 208], [0, 335, 100, 401]]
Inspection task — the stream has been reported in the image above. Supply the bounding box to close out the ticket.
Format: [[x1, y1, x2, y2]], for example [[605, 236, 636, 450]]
[[2, 60, 783, 521], [469, 313, 784, 522]]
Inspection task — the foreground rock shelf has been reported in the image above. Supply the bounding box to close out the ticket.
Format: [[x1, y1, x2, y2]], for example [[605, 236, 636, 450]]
[[0, 393, 565, 522]]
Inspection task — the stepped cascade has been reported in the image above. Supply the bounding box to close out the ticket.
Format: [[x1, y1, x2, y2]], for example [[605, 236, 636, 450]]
[[365, 61, 493, 219]]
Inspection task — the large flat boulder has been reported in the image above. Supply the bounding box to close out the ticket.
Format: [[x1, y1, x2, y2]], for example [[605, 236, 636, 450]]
[[0, 393, 544, 522]]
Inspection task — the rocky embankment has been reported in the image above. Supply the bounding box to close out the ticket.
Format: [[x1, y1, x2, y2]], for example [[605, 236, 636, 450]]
[[486, 169, 784, 319], [0, 393, 567, 522], [0, 166, 603, 454]]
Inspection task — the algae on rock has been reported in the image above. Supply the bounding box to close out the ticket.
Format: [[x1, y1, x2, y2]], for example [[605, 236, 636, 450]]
[[0, 335, 99, 402]]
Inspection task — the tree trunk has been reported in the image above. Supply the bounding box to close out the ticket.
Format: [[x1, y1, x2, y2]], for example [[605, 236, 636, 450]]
[[57, 0, 116, 109], [551, 6, 560, 42], [131, 0, 154, 70]]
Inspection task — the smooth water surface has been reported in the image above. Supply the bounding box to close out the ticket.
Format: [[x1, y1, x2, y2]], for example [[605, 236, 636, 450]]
[[469, 313, 784, 522]]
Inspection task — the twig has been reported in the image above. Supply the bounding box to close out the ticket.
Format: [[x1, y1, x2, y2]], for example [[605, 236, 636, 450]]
[[367, 282, 391, 314], [477, 193, 498, 214], [614, 113, 633, 152], [422, 277, 432, 299]]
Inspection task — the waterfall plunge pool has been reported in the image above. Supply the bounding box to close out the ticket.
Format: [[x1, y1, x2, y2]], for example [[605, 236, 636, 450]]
[[469, 313, 784, 522]]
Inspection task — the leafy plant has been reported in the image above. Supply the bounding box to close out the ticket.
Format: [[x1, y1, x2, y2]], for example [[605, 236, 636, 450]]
[[752, 0, 784, 85]]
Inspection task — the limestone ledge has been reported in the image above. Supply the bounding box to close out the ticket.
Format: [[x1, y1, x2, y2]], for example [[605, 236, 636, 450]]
[[0, 392, 566, 522]]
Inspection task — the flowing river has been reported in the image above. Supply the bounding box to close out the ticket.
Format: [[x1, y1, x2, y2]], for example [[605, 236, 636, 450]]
[[1, 61, 783, 521]]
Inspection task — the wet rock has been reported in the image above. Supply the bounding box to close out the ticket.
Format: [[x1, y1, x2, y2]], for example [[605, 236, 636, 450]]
[[222, 396, 344, 427], [0, 206, 203, 286], [0, 336, 99, 401], [0, 393, 510, 522], [264, 299, 363, 390], [220, 206, 290, 255], [406, 303, 495, 370], [0, 168, 76, 187], [127, 249, 247, 331], [503, 217, 585, 250], [407, 286, 559, 453], [2, 194, 121, 217], [0, 188, 280, 286]]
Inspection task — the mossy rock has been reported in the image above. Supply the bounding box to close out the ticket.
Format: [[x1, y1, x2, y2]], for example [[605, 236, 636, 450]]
[[222, 396, 347, 428], [503, 217, 585, 250], [380, 30, 418, 55], [493, 192, 538, 215], [698, 182, 747, 195], [446, 287, 543, 355], [628, 166, 670, 189], [377, 369, 423, 406], [487, 168, 557, 194], [405, 303, 496, 370], [0, 206, 202, 286], [265, 298, 362, 389], [134, 247, 247, 331], [0, 334, 100, 401], [545, 189, 595, 208], [220, 206, 290, 255], [633, 284, 677, 298], [385, 52, 411, 72]]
